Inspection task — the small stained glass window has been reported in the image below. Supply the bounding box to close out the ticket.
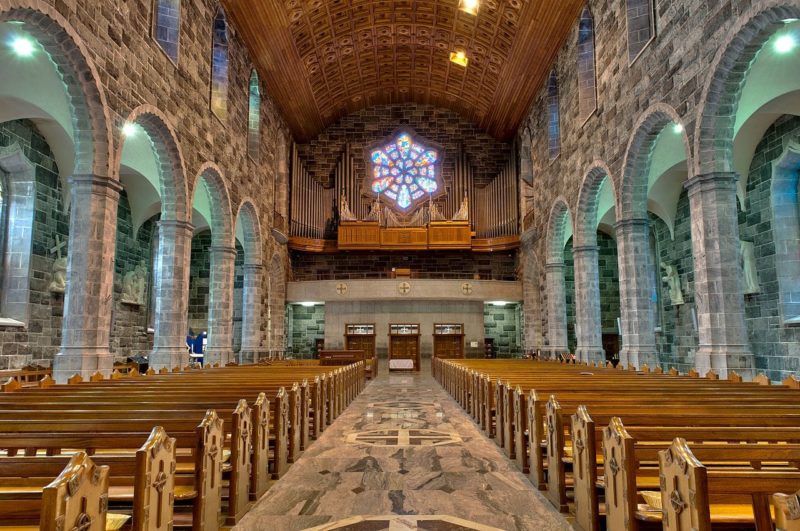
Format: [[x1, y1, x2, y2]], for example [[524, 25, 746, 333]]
[[369, 131, 440, 212]]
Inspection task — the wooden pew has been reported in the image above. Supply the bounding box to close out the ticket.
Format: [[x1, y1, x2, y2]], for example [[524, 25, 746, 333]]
[[659, 437, 800, 531], [0, 452, 109, 530]]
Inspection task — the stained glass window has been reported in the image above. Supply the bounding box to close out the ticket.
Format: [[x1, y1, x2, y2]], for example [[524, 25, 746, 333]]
[[370, 132, 440, 212]]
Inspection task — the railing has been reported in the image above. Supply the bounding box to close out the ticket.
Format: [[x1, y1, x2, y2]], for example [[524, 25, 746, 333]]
[[290, 271, 519, 282]]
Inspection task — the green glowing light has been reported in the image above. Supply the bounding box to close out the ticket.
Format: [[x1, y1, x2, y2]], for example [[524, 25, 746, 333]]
[[122, 123, 138, 137], [9, 36, 35, 57], [775, 34, 797, 54], [673, 123, 684, 134]]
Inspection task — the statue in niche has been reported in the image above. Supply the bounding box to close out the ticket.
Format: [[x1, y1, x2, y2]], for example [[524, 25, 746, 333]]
[[48, 256, 67, 293], [121, 261, 147, 305], [740, 240, 761, 295], [660, 261, 684, 306]]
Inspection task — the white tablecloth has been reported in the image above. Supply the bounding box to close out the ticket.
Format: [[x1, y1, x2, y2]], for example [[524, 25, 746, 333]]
[[389, 359, 415, 370]]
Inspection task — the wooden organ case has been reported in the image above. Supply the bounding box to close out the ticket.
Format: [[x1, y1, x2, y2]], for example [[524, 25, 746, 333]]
[[433, 323, 465, 359], [388, 324, 421, 371], [344, 324, 377, 378]]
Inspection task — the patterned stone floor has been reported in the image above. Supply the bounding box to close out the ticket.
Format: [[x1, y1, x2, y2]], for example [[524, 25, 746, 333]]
[[234, 360, 571, 531]]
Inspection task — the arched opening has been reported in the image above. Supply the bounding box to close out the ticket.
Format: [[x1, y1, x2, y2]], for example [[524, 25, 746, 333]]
[[544, 199, 572, 358], [189, 164, 234, 365], [234, 200, 264, 363], [619, 104, 692, 370], [575, 164, 620, 363], [0, 9, 113, 379], [117, 106, 189, 371]]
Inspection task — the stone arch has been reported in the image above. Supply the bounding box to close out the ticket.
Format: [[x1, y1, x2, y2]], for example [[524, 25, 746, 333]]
[[192, 162, 234, 247], [545, 197, 573, 265], [694, 1, 800, 177], [619, 103, 692, 220], [575, 161, 617, 246], [0, 1, 112, 178], [235, 198, 264, 265], [119, 105, 189, 222]]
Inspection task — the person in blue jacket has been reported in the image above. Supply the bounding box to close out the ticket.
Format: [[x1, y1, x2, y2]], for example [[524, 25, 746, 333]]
[[192, 331, 206, 366]]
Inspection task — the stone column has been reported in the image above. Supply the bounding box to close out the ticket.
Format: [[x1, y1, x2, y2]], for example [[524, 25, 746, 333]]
[[573, 245, 605, 363], [615, 218, 658, 369], [53, 174, 122, 383], [545, 262, 569, 358], [205, 245, 237, 366], [238, 262, 265, 364], [150, 220, 193, 370], [685, 172, 754, 379]]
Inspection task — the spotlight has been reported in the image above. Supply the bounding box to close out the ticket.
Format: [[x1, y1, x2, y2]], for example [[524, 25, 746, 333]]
[[775, 34, 797, 54], [672, 123, 684, 134], [459, 0, 479, 16], [449, 50, 469, 67], [9, 36, 35, 57], [122, 122, 138, 137]]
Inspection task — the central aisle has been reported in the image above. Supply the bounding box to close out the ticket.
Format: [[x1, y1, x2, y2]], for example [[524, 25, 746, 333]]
[[234, 361, 572, 531]]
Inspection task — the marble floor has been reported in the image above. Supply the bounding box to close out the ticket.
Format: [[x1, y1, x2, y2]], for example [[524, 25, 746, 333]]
[[234, 361, 571, 531]]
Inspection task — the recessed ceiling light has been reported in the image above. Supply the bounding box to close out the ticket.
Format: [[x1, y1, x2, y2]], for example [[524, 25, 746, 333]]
[[449, 50, 468, 67], [672, 123, 684, 134], [9, 36, 35, 58], [782, 18, 799, 24], [122, 122, 138, 137], [459, 0, 479, 16], [775, 34, 797, 54]]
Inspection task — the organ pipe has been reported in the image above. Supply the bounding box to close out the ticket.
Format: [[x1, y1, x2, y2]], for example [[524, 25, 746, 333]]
[[475, 154, 519, 239], [290, 144, 333, 239]]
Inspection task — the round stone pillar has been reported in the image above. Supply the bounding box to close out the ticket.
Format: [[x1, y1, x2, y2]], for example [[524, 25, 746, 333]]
[[615, 218, 658, 369], [573, 245, 605, 363], [685, 172, 754, 379], [239, 262, 265, 363], [150, 220, 193, 370], [545, 262, 569, 359], [205, 245, 237, 366], [53, 174, 122, 383]]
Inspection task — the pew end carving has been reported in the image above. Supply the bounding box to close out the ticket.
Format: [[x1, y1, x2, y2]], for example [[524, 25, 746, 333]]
[[658, 438, 711, 531], [133, 426, 177, 531], [40, 452, 110, 531]]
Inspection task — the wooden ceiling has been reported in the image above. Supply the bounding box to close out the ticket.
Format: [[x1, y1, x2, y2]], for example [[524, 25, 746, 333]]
[[224, 0, 585, 141]]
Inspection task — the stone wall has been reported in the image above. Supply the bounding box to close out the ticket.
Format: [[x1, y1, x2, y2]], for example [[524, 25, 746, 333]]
[[0, 119, 67, 369], [739, 115, 800, 382], [290, 250, 518, 281], [110, 191, 156, 359], [563, 238, 577, 353], [188, 231, 211, 334], [295, 103, 512, 191], [652, 199, 699, 372], [287, 303, 325, 358], [597, 232, 620, 333], [484, 303, 522, 358]]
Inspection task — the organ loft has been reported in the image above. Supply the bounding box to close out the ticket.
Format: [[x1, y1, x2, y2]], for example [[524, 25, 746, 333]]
[[0, 0, 799, 529]]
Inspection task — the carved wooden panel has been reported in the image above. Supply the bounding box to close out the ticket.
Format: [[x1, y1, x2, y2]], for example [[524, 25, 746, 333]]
[[224, 0, 586, 141], [338, 221, 382, 249], [380, 227, 429, 249], [428, 221, 471, 249]]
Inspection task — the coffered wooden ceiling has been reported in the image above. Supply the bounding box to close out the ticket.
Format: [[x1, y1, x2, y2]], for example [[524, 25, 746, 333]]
[[223, 0, 585, 141]]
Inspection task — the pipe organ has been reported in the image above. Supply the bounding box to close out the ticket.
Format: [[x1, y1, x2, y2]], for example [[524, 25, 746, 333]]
[[474, 156, 519, 239], [288, 141, 521, 252], [290, 144, 335, 239]]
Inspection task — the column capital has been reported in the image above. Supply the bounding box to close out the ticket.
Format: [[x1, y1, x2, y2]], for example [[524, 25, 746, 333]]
[[243, 262, 265, 272], [614, 217, 649, 231], [68, 173, 123, 194], [684, 171, 738, 193], [545, 262, 565, 273], [571, 245, 600, 255], [157, 219, 194, 233], [210, 245, 238, 257]]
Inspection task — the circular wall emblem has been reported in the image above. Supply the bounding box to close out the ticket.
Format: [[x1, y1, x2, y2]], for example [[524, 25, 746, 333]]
[[461, 282, 473, 295], [397, 281, 411, 295], [335, 282, 348, 295]]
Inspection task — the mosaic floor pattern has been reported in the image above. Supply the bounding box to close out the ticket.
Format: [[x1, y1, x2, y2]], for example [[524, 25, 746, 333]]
[[233, 361, 571, 531]]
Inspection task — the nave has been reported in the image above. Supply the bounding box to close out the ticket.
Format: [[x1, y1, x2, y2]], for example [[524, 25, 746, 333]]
[[235, 361, 571, 531]]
